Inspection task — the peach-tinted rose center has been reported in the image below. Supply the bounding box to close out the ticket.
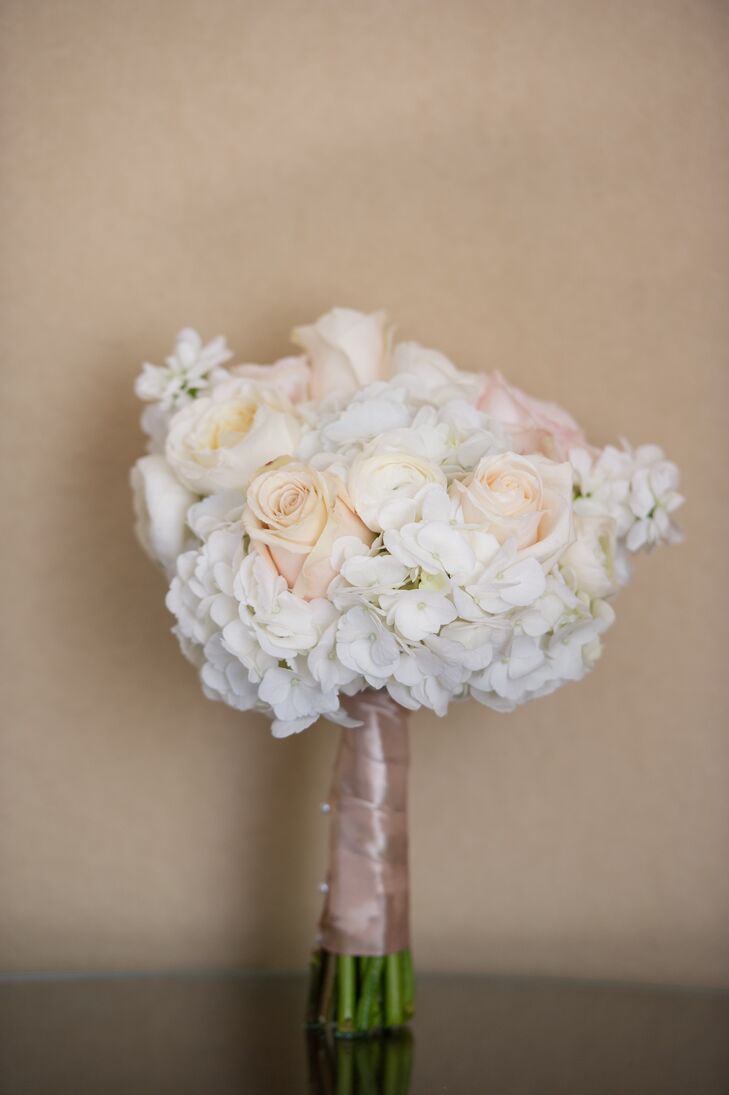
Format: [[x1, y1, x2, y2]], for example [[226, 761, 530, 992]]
[[204, 400, 257, 449], [481, 468, 541, 515]]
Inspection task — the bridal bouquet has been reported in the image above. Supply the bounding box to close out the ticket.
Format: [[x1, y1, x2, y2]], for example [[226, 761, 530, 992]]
[[131, 308, 682, 1035]]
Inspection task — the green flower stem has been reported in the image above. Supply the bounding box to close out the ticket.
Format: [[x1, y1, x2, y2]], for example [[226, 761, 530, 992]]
[[385, 953, 404, 1029], [336, 955, 357, 1036], [401, 948, 415, 1021], [355, 955, 385, 1033], [318, 951, 336, 1026], [306, 949, 323, 1026], [307, 948, 414, 1036]]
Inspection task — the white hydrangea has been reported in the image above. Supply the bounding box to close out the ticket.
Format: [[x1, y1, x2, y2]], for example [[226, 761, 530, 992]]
[[133, 307, 683, 736]]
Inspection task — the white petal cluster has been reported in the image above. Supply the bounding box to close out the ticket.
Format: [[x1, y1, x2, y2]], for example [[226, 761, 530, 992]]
[[570, 443, 683, 557], [135, 329, 234, 450], [132, 308, 684, 735]]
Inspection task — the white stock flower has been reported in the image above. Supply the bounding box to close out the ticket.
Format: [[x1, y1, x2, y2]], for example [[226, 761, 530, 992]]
[[135, 328, 233, 409], [292, 308, 392, 400], [130, 454, 197, 573], [570, 445, 632, 533], [166, 378, 301, 494], [571, 443, 683, 553], [625, 446, 683, 552]]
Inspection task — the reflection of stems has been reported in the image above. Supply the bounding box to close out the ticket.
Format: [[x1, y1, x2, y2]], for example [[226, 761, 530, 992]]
[[307, 1028, 414, 1095], [335, 1040, 354, 1095]]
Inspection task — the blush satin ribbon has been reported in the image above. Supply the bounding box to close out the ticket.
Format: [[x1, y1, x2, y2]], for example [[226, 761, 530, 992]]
[[318, 691, 410, 956]]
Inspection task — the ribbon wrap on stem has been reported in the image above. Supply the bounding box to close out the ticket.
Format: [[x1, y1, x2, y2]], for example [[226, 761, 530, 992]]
[[319, 691, 410, 956]]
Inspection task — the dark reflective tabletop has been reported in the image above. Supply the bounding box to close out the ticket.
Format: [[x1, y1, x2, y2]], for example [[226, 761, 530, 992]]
[[1, 973, 727, 1094]]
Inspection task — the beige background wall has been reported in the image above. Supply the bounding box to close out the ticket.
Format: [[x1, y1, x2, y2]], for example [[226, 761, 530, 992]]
[[1, 0, 727, 986]]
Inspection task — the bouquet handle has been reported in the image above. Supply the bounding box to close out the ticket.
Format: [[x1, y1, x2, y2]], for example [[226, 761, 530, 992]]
[[308, 691, 413, 1037]]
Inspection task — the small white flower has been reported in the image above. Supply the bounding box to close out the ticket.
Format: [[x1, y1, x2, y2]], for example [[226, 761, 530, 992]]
[[380, 589, 457, 642], [456, 541, 547, 616], [135, 329, 233, 409], [200, 634, 260, 712], [234, 552, 324, 659], [625, 449, 683, 552], [259, 665, 339, 735], [166, 528, 240, 648], [308, 622, 363, 692], [187, 491, 245, 541], [385, 519, 475, 581], [336, 607, 401, 685]]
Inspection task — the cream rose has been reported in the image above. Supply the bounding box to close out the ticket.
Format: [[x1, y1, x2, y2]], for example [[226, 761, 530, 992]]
[[243, 458, 375, 600], [453, 452, 574, 571], [130, 454, 196, 573], [229, 355, 311, 404], [347, 447, 447, 532], [165, 378, 301, 494], [291, 307, 392, 400], [560, 515, 618, 597], [477, 372, 588, 461]]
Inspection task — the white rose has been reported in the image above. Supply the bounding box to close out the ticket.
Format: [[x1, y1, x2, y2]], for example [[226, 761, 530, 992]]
[[292, 307, 392, 399], [452, 452, 574, 572], [165, 378, 301, 494], [391, 342, 483, 404], [243, 457, 374, 600], [130, 454, 196, 573], [560, 515, 618, 597], [347, 446, 447, 532], [229, 355, 311, 404]]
